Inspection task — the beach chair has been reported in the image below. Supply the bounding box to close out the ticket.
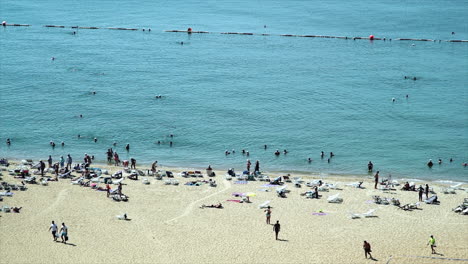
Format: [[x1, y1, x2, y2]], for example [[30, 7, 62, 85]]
[[346, 182, 364, 188], [442, 188, 456, 194], [112, 178, 124, 185], [71, 177, 84, 185], [326, 183, 340, 190], [116, 213, 128, 220], [349, 211, 361, 219], [258, 201, 270, 209], [164, 179, 172, 185], [2, 205, 11, 213], [180, 171, 189, 178], [424, 195, 439, 204], [362, 209, 377, 218], [408, 202, 420, 210], [450, 183, 463, 190], [225, 174, 232, 180], [327, 193, 343, 203], [318, 185, 329, 192]]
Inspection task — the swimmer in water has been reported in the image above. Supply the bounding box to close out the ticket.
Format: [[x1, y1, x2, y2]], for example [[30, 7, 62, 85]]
[[113, 142, 117, 146], [264, 144, 267, 150], [406, 94, 409, 98], [308, 158, 312, 163], [157, 140, 161, 144], [169, 141, 173, 147], [125, 144, 130, 151], [6, 138, 11, 145], [392, 98, 396, 102], [78, 134, 81, 138], [94, 137, 97, 143], [51, 57, 55, 61], [79, 114, 83, 118], [61, 141, 65, 147], [438, 159, 442, 164]]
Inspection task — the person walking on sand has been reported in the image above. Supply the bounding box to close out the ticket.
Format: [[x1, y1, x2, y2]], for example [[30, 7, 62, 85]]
[[363, 241, 373, 259], [48, 221, 58, 241], [59, 223, 68, 244], [264, 206, 271, 224], [374, 171, 379, 189], [273, 220, 281, 240], [425, 184, 430, 199], [427, 235, 437, 254]]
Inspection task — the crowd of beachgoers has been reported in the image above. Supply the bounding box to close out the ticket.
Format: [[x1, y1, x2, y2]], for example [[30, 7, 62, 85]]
[[1, 149, 467, 263]]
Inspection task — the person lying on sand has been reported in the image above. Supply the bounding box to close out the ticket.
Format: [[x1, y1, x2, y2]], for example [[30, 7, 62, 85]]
[[200, 203, 223, 209], [12, 207, 22, 213]]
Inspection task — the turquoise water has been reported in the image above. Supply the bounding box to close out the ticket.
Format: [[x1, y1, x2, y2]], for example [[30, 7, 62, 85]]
[[1, 0, 467, 181]]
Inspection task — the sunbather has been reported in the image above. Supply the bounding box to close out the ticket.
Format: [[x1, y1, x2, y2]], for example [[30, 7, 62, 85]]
[[12, 207, 22, 213], [200, 203, 223, 209]]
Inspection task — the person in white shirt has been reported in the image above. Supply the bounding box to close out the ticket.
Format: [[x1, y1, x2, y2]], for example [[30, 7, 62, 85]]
[[48, 221, 58, 241]]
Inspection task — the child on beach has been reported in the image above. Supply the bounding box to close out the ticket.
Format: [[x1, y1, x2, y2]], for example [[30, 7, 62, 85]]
[[264, 206, 271, 224], [363, 241, 373, 259]]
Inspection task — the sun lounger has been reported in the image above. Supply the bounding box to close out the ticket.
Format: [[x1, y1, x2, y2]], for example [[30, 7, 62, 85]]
[[0, 192, 14, 197], [327, 193, 343, 203], [40, 180, 48, 186], [424, 195, 439, 204], [71, 177, 84, 185], [258, 201, 270, 209], [326, 183, 340, 190], [2, 205, 11, 213], [442, 188, 456, 194], [318, 185, 329, 192], [112, 178, 124, 185], [142, 178, 150, 185], [349, 211, 361, 219], [346, 182, 364, 188], [116, 213, 128, 220], [362, 209, 377, 217]]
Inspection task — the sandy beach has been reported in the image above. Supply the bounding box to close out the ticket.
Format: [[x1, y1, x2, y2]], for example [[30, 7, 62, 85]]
[[1, 160, 467, 264]]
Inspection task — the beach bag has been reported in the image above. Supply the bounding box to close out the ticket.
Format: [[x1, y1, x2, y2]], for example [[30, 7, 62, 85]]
[[65, 235, 68, 241]]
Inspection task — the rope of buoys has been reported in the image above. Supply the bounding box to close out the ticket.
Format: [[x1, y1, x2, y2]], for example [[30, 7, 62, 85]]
[[3, 23, 468, 43], [107, 27, 138, 31], [3, 24, 30, 26]]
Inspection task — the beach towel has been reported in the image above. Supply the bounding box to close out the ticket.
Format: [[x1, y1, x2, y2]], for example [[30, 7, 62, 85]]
[[261, 184, 276, 188], [226, 199, 242, 203], [235, 181, 248, 184], [232, 192, 244, 197]]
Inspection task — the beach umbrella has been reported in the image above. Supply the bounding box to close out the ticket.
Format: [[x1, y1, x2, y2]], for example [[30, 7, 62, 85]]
[[245, 192, 256, 197]]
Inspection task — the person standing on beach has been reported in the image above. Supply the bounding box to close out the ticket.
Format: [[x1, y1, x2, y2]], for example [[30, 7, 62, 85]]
[[418, 185, 424, 201], [66, 154, 72, 170], [48, 221, 58, 241], [114, 152, 120, 166], [246, 159, 251, 172], [151, 161, 158, 173], [427, 235, 437, 254], [264, 206, 271, 224], [40, 160, 46, 177], [254, 160, 260, 174], [59, 223, 68, 244], [48, 155, 53, 168], [374, 171, 379, 189], [60, 156, 65, 168], [273, 221, 280, 240], [363, 241, 373, 259], [130, 158, 136, 169], [425, 184, 430, 199]]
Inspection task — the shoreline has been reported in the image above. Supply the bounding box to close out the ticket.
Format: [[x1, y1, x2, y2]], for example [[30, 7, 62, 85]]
[[3, 157, 467, 186]]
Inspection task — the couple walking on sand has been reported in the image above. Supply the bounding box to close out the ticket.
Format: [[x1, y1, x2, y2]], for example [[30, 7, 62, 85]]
[[48, 221, 69, 244], [264, 206, 281, 240]]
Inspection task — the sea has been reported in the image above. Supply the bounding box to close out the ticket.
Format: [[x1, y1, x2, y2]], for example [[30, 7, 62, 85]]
[[1, 0, 467, 182]]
